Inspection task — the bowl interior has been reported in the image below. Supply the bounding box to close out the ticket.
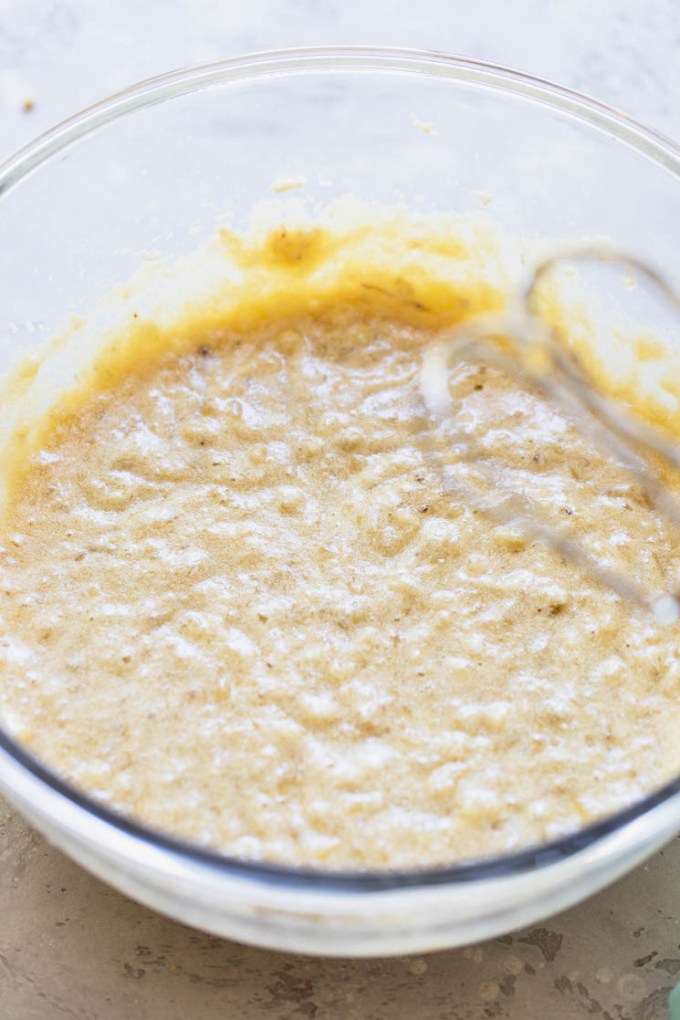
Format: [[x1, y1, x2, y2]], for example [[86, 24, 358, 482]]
[[1, 49, 680, 888]]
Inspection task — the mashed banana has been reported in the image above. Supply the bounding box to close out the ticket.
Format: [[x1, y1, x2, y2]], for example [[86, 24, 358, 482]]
[[0, 211, 678, 869]]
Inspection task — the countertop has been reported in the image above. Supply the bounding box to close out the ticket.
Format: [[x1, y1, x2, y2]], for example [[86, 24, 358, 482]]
[[2, 1, 680, 1017]]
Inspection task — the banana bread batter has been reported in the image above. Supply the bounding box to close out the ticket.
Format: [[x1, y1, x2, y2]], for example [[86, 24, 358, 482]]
[[0, 215, 678, 869]]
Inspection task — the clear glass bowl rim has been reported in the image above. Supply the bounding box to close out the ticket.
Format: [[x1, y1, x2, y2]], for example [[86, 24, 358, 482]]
[[1, 45, 679, 893]]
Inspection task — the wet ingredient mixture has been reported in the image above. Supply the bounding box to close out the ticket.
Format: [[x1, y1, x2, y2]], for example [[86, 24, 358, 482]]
[[0, 232, 679, 869]]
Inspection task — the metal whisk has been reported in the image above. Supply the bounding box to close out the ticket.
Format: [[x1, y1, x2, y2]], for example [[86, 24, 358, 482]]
[[419, 249, 680, 624]]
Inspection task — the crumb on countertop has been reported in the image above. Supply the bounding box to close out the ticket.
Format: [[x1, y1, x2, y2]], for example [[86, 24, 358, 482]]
[[270, 177, 307, 193]]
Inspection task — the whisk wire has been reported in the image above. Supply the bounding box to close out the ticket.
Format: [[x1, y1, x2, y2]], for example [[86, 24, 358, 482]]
[[419, 248, 680, 624]]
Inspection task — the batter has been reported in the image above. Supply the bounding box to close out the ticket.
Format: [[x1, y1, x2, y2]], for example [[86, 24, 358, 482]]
[[0, 213, 678, 869]]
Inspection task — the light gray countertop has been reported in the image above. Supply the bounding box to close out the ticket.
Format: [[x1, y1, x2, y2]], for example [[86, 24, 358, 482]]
[[2, 2, 680, 1017], [2, 794, 680, 1019]]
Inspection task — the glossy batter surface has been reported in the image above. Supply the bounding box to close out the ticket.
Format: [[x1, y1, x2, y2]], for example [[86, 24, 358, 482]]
[[0, 307, 678, 868]]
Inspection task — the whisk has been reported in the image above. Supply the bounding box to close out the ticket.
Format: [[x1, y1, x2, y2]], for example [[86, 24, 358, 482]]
[[419, 249, 680, 624]]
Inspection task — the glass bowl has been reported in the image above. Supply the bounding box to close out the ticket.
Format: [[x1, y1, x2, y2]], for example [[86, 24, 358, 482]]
[[1, 47, 679, 957]]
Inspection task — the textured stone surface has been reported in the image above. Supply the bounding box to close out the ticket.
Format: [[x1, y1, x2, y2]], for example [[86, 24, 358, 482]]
[[1, 797, 680, 1019], [2, 1, 680, 1017], [1, 0, 680, 161]]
